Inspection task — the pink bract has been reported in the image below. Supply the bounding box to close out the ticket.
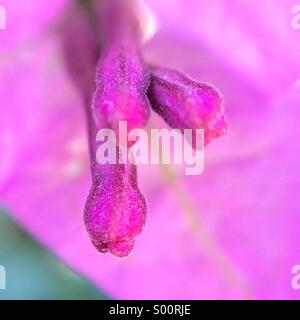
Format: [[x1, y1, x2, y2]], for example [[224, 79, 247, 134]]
[[0, 0, 300, 299]]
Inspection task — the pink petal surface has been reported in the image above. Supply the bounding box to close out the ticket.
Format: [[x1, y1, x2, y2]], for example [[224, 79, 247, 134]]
[[0, 0, 300, 299], [0, 0, 70, 51], [146, 0, 300, 102]]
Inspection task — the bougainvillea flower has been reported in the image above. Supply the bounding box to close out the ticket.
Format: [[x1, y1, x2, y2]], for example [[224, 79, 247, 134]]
[[1, 0, 300, 299], [61, 0, 227, 257]]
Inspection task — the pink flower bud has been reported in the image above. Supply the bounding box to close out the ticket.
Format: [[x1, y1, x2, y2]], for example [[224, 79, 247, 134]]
[[148, 65, 228, 146]]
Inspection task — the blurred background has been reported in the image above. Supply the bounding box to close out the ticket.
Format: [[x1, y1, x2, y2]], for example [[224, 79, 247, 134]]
[[1, 0, 300, 300], [0, 210, 108, 300]]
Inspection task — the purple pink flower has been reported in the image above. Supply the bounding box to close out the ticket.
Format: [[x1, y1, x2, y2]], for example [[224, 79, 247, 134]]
[[1, 0, 300, 299]]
